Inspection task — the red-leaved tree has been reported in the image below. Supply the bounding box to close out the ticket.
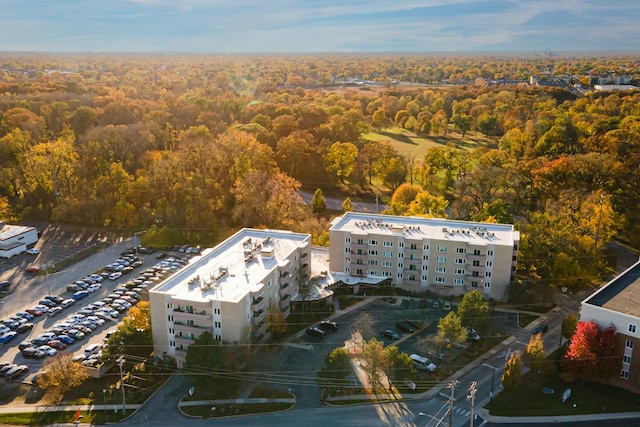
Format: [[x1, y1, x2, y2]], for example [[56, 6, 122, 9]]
[[563, 321, 619, 381]]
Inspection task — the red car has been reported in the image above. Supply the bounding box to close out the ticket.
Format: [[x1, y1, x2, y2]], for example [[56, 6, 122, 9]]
[[25, 266, 40, 273], [47, 340, 67, 350], [25, 307, 43, 317]]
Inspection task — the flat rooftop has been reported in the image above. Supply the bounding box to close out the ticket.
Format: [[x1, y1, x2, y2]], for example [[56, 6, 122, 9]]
[[330, 212, 519, 246], [152, 229, 310, 304], [583, 260, 640, 317], [0, 223, 36, 243]]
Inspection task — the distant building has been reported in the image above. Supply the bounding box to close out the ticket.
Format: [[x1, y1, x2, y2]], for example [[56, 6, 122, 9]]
[[594, 84, 638, 92], [149, 228, 311, 368], [328, 213, 519, 301], [0, 222, 38, 259], [580, 259, 640, 393]]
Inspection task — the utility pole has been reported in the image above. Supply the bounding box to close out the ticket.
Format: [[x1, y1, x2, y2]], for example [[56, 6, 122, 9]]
[[118, 357, 126, 415], [468, 381, 477, 427], [448, 380, 458, 427]]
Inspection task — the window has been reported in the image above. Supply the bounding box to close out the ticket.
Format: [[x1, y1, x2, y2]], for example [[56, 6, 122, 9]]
[[472, 260, 480, 266], [398, 263, 403, 268], [512, 255, 518, 261], [624, 355, 632, 364], [437, 256, 446, 263], [345, 248, 350, 253], [399, 242, 404, 248], [383, 241, 392, 247], [214, 321, 221, 328], [455, 268, 464, 275], [368, 249, 378, 256], [383, 261, 392, 267], [473, 249, 481, 256], [435, 277, 445, 283], [369, 239, 378, 246], [368, 269, 377, 275], [167, 315, 173, 322], [423, 255, 429, 261], [423, 244, 429, 250], [345, 257, 350, 263], [357, 239, 364, 245], [422, 275, 428, 281], [435, 266, 445, 273], [214, 308, 220, 315], [437, 245, 447, 252], [456, 247, 466, 254], [486, 261, 492, 267], [382, 271, 391, 277], [621, 369, 629, 380], [487, 250, 493, 256], [398, 252, 404, 258], [356, 269, 364, 275], [626, 339, 634, 349], [168, 328, 174, 334], [409, 265, 418, 271], [167, 303, 173, 309], [409, 243, 418, 250], [397, 273, 403, 278], [629, 324, 637, 334], [485, 272, 492, 277], [422, 265, 428, 271], [356, 249, 364, 255], [454, 279, 464, 285], [268, 280, 272, 288], [484, 282, 491, 288], [471, 281, 478, 288], [409, 274, 417, 281], [345, 237, 351, 243], [455, 258, 465, 264], [356, 259, 364, 265], [368, 259, 378, 266], [345, 266, 350, 272], [383, 251, 393, 257]]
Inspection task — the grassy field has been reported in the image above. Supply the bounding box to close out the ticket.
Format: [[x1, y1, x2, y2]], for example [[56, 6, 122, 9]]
[[363, 126, 492, 159]]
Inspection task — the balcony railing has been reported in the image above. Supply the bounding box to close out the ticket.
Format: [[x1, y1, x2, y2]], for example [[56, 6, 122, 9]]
[[174, 323, 213, 335], [252, 296, 264, 305], [173, 309, 212, 322], [252, 309, 266, 324], [175, 335, 195, 346]]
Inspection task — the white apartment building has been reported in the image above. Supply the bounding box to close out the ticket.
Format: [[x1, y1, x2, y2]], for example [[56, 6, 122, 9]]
[[329, 213, 519, 301], [149, 228, 311, 368], [580, 259, 640, 393]]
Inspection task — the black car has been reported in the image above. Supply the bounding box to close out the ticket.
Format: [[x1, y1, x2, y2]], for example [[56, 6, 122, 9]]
[[22, 347, 46, 359], [380, 329, 401, 340], [306, 327, 326, 339], [395, 321, 414, 333], [18, 340, 33, 351], [0, 281, 10, 290], [532, 324, 549, 335], [319, 320, 338, 332], [44, 295, 64, 304], [38, 299, 57, 308], [16, 323, 34, 334]]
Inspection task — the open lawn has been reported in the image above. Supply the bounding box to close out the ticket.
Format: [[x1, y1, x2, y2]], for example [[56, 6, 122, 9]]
[[363, 127, 492, 159], [489, 369, 640, 416]]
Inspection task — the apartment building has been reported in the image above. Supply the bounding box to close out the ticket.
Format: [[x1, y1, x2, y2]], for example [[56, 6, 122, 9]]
[[329, 212, 519, 301], [580, 259, 640, 393], [149, 228, 311, 368]]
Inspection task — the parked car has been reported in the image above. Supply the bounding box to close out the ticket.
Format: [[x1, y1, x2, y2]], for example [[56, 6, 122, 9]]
[[16, 323, 34, 334], [0, 364, 17, 375], [18, 340, 33, 351], [60, 299, 76, 308], [0, 331, 18, 343], [15, 311, 34, 321], [109, 272, 122, 281], [47, 340, 67, 350], [318, 320, 338, 331], [56, 334, 75, 345], [410, 354, 437, 372], [38, 345, 58, 356], [22, 347, 46, 359], [65, 329, 85, 340], [402, 318, 423, 329], [38, 299, 57, 308], [0, 280, 10, 289], [25, 307, 43, 317], [25, 266, 40, 273], [48, 307, 63, 317], [44, 295, 64, 304], [305, 327, 326, 339], [380, 329, 401, 340], [465, 326, 481, 341], [5, 365, 29, 380], [395, 321, 414, 333], [26, 248, 40, 255], [72, 291, 89, 300], [87, 284, 101, 293]]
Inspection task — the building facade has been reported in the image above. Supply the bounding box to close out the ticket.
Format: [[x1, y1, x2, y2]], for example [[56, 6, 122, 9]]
[[580, 259, 640, 393], [0, 222, 38, 259], [328, 213, 519, 301], [149, 228, 311, 368]]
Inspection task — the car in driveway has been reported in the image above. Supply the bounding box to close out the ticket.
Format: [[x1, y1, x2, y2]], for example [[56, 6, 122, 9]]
[[318, 320, 338, 332], [532, 324, 549, 335], [380, 329, 401, 340]]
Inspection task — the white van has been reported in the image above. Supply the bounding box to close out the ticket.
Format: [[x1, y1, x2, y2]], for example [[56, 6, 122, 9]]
[[84, 343, 102, 356], [410, 354, 437, 372]]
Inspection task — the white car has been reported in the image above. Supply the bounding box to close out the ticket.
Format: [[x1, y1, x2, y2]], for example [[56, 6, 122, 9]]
[[26, 248, 40, 255], [85, 316, 105, 326], [109, 272, 122, 281], [89, 274, 104, 282], [38, 345, 58, 356], [87, 283, 102, 293]]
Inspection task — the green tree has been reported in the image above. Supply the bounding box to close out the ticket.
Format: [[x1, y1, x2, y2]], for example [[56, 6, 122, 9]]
[[361, 338, 392, 389], [437, 311, 467, 347], [372, 108, 391, 131], [37, 354, 89, 402], [318, 347, 352, 388], [471, 200, 514, 224], [267, 306, 288, 336], [524, 334, 545, 369], [385, 346, 416, 385], [184, 331, 224, 386], [341, 197, 353, 212], [502, 351, 524, 390], [457, 290, 490, 333], [451, 113, 473, 137], [312, 188, 327, 214], [324, 142, 358, 183], [407, 191, 449, 218]]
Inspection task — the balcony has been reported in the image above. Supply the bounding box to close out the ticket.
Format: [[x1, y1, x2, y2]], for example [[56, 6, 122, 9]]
[[252, 309, 266, 324], [466, 253, 485, 261], [175, 335, 195, 346], [252, 295, 265, 307], [174, 323, 213, 335], [279, 271, 290, 278], [280, 304, 290, 316], [173, 308, 212, 322], [300, 252, 309, 259]]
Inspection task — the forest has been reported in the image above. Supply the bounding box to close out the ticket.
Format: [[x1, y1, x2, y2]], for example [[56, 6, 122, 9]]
[[0, 53, 639, 288]]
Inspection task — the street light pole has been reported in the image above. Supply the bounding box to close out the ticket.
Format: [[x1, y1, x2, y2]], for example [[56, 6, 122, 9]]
[[103, 388, 107, 424], [118, 357, 126, 415]]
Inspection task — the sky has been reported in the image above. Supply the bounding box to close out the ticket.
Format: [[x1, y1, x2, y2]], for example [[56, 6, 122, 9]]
[[1, 0, 639, 53]]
